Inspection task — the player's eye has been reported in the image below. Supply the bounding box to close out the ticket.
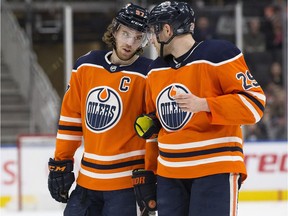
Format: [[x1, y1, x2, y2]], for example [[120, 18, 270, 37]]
[[121, 31, 129, 38]]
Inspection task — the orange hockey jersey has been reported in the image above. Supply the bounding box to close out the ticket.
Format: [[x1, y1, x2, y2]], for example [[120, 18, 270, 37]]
[[54, 50, 152, 191], [145, 40, 266, 182]]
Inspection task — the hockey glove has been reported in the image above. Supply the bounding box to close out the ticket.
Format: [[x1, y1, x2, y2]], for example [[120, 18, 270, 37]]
[[132, 169, 157, 216], [48, 158, 75, 203], [134, 112, 161, 139]]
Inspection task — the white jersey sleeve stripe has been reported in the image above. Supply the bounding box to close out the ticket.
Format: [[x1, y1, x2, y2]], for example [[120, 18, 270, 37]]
[[57, 133, 82, 141], [238, 94, 261, 123], [60, 115, 82, 123], [147, 138, 158, 143], [246, 91, 266, 102]]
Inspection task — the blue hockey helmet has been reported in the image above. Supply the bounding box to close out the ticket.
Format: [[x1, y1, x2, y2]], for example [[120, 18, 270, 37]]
[[149, 1, 195, 35], [116, 3, 149, 33]]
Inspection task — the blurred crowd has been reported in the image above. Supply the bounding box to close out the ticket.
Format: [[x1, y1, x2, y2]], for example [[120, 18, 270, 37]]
[[193, 1, 287, 141], [4, 0, 286, 142], [243, 3, 286, 141]]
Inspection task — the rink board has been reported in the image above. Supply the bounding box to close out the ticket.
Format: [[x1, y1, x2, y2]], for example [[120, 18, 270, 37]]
[[0, 136, 287, 210]]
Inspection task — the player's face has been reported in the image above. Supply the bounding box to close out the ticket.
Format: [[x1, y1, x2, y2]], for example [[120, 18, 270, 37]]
[[113, 25, 145, 60]]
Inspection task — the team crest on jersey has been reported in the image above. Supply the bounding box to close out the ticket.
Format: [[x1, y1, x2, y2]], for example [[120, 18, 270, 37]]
[[157, 84, 193, 131], [85, 86, 122, 133]]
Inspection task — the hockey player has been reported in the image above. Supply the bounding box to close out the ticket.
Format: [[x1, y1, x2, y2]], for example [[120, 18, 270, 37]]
[[47, 3, 152, 216], [134, 1, 266, 216]]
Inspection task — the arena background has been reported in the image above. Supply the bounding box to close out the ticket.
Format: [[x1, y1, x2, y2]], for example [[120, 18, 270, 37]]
[[1, 0, 287, 215]]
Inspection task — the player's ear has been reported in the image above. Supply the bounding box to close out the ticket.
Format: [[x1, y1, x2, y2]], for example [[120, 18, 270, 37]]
[[190, 23, 195, 34], [162, 23, 173, 37]]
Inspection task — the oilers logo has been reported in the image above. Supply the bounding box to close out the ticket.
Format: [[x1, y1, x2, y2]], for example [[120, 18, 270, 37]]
[[85, 86, 122, 133], [156, 84, 193, 131]]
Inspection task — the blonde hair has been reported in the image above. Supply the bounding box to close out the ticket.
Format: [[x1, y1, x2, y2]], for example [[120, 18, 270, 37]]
[[102, 19, 117, 49]]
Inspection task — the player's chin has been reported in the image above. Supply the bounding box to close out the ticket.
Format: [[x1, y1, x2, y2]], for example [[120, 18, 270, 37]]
[[120, 52, 134, 60]]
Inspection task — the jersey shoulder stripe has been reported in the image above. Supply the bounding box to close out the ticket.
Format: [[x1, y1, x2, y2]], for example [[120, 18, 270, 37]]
[[193, 39, 241, 64], [148, 39, 242, 71], [73, 50, 108, 69]]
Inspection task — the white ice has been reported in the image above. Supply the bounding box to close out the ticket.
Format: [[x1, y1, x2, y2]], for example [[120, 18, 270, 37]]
[[1, 201, 287, 216]]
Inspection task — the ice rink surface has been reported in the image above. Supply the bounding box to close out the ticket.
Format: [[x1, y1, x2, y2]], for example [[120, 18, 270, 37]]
[[1, 201, 287, 216]]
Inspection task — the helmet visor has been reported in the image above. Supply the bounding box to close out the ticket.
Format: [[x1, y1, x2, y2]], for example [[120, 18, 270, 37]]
[[116, 24, 149, 47]]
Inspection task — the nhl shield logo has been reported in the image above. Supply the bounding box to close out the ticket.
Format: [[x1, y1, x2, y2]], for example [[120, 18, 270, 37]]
[[156, 83, 193, 131], [85, 86, 122, 133]]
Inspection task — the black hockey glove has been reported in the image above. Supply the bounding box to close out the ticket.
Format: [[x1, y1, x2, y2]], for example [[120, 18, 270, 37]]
[[48, 158, 75, 203], [134, 112, 161, 139], [132, 169, 157, 216]]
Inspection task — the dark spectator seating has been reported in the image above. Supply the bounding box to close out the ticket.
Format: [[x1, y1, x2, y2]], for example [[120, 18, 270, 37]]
[[244, 51, 273, 88]]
